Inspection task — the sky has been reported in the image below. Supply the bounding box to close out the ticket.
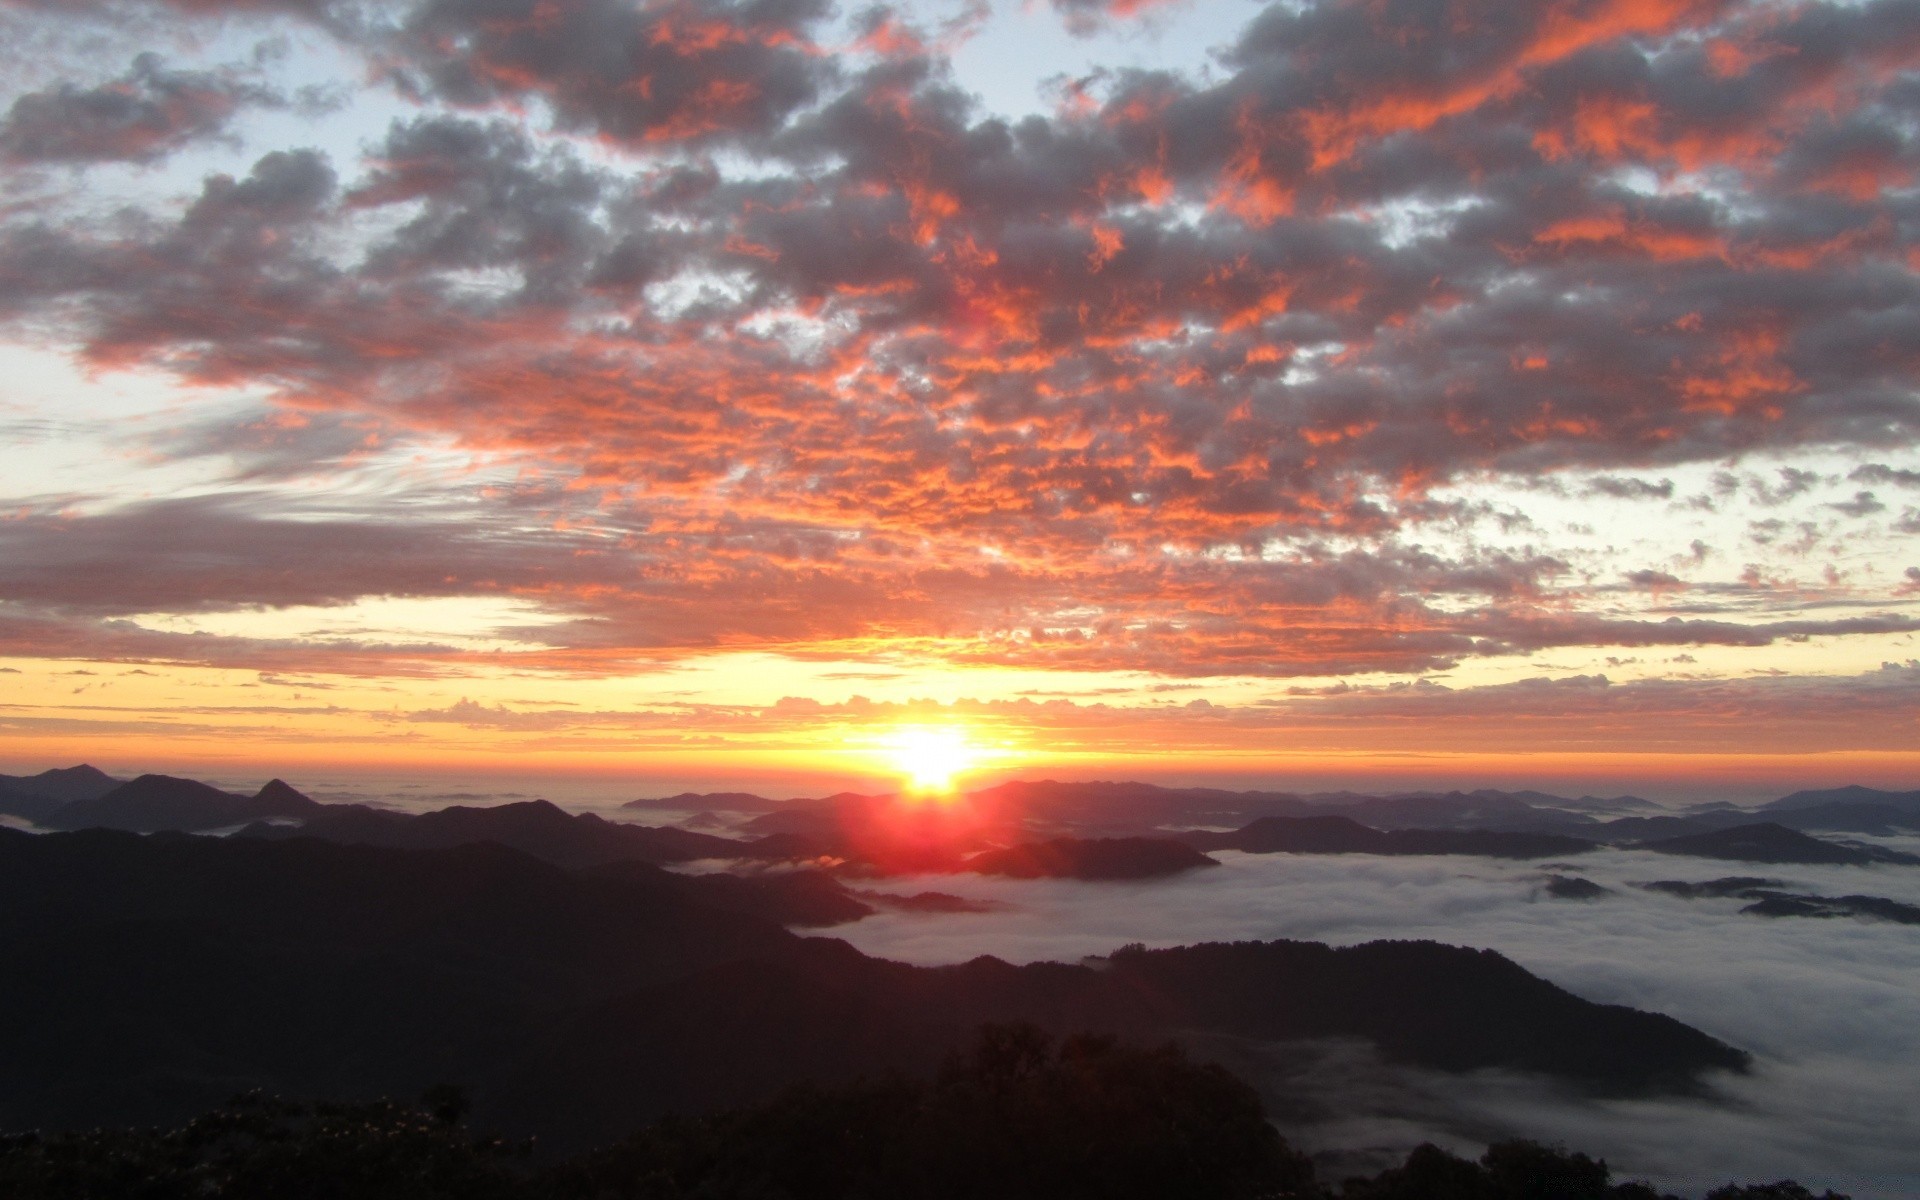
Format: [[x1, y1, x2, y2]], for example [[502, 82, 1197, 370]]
[[0, 0, 1917, 795]]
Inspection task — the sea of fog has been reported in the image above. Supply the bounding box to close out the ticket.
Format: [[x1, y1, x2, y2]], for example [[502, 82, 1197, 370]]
[[823, 847, 1920, 1199]]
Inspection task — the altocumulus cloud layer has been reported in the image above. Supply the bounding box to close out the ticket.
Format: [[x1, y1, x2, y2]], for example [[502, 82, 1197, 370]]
[[0, 0, 1917, 755], [833, 848, 1920, 1198]]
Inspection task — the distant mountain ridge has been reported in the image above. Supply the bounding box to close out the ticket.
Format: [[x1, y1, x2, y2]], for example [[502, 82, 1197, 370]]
[[46, 774, 323, 833], [966, 837, 1220, 880], [1638, 822, 1920, 866], [238, 799, 753, 869], [0, 827, 1750, 1152], [6, 766, 1915, 875], [634, 776, 1920, 839], [0, 764, 123, 824], [1179, 815, 1598, 859]]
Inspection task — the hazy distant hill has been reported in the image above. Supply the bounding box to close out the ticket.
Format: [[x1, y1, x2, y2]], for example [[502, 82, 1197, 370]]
[[1762, 785, 1920, 814], [1180, 815, 1598, 860], [0, 828, 1747, 1152], [623, 791, 791, 814], [47, 774, 323, 833], [239, 799, 753, 869], [966, 837, 1219, 880], [0, 764, 121, 805], [0, 764, 122, 824], [20, 763, 1918, 846], [1638, 822, 1920, 866]]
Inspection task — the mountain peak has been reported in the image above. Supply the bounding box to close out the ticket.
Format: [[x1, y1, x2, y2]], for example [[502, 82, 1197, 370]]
[[252, 778, 321, 816]]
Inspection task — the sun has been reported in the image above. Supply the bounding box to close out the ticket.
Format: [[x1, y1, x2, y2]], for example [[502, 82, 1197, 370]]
[[883, 726, 981, 796]]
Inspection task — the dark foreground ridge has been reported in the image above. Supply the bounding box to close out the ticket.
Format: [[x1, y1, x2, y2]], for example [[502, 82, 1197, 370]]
[[0, 1029, 1838, 1200], [0, 828, 1746, 1154]]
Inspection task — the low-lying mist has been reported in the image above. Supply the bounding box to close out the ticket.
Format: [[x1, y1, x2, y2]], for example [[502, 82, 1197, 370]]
[[830, 848, 1920, 1199]]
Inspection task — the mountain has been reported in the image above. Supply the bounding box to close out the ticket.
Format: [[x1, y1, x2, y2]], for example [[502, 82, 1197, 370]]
[[0, 783, 66, 826], [0, 764, 123, 824], [0, 1073, 1831, 1200], [1642, 877, 1920, 926], [1593, 815, 1714, 842], [1762, 785, 1920, 815], [597, 777, 1920, 846], [1543, 875, 1611, 900], [1755, 799, 1920, 834], [1180, 815, 1598, 860], [0, 764, 121, 804], [239, 799, 752, 869], [583, 860, 879, 928], [1637, 823, 1920, 866], [47, 773, 324, 832], [961, 779, 1317, 832], [622, 791, 792, 814], [0, 828, 1747, 1153], [965, 837, 1219, 880]]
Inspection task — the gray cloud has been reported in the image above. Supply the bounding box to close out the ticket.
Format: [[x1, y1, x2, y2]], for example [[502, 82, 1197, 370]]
[[0, 0, 1914, 685], [0, 52, 276, 164]]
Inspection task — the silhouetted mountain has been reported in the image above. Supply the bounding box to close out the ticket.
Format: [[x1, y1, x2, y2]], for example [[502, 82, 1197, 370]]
[[589, 777, 1920, 846], [739, 805, 848, 838], [0, 784, 64, 826], [730, 792, 1021, 874], [252, 777, 316, 811], [623, 791, 791, 814], [1600, 805, 1920, 838], [545, 1025, 1316, 1200], [0, 765, 124, 825], [860, 889, 996, 913], [963, 779, 1317, 831], [1328, 790, 1605, 836], [46, 773, 323, 833], [1543, 875, 1611, 900], [740, 830, 840, 860], [239, 799, 750, 869], [1638, 823, 1920, 866], [1758, 801, 1920, 835], [0, 1078, 1843, 1200], [1739, 892, 1920, 924], [1594, 815, 1714, 842], [0, 829, 1746, 1153], [1641, 877, 1920, 925], [1181, 816, 1597, 860], [605, 863, 879, 928], [1641, 877, 1784, 899], [1762, 785, 1920, 815], [0, 764, 121, 805], [966, 837, 1219, 880]]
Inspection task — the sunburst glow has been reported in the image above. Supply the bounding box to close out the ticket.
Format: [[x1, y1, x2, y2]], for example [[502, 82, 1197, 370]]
[[883, 726, 981, 795]]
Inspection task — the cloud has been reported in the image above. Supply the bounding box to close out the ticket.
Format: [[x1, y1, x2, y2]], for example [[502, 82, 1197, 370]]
[[384, 0, 835, 148], [0, 0, 1913, 701], [830, 847, 1920, 1196], [1853, 464, 1920, 489], [1046, 0, 1188, 37], [0, 52, 276, 164]]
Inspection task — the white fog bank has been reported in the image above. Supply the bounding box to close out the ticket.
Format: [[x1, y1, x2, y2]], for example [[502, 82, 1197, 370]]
[[831, 850, 1920, 1198]]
